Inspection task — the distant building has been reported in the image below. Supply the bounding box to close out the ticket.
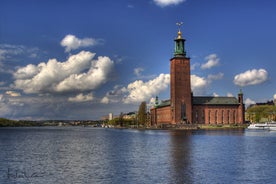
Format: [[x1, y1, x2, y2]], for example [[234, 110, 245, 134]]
[[123, 112, 137, 120], [109, 113, 113, 121], [150, 27, 245, 126]]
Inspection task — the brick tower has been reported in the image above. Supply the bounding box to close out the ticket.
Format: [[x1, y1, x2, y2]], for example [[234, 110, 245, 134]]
[[170, 24, 192, 124]]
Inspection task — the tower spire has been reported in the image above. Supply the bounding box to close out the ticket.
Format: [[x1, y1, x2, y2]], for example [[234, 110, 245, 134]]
[[174, 22, 186, 56], [176, 22, 183, 39]]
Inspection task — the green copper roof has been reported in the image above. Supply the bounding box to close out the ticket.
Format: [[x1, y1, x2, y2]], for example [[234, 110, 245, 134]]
[[156, 99, 170, 108], [193, 96, 239, 105], [154, 96, 239, 109]]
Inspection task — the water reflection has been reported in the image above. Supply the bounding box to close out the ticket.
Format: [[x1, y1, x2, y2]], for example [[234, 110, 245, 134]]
[[194, 129, 245, 136], [169, 130, 193, 184], [1, 127, 276, 184]]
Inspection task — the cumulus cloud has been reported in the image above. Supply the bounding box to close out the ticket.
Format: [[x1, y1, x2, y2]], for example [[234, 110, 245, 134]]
[[55, 56, 113, 92], [233, 69, 268, 87], [201, 54, 220, 70], [227, 92, 234, 97], [61, 34, 99, 52], [68, 93, 93, 102], [123, 73, 170, 103], [101, 96, 110, 104], [14, 64, 39, 79], [213, 93, 219, 97], [153, 0, 185, 7], [102, 74, 170, 104], [274, 94, 276, 100], [245, 98, 256, 107], [101, 85, 127, 104], [98, 72, 222, 104], [191, 74, 208, 95], [13, 51, 114, 93]]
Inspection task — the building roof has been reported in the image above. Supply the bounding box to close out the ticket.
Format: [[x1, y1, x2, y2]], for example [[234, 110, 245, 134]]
[[156, 99, 170, 108], [193, 96, 239, 105], [154, 96, 239, 109]]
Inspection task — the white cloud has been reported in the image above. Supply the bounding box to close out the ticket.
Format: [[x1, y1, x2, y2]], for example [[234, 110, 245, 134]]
[[191, 74, 208, 95], [0, 44, 24, 62], [245, 98, 256, 107], [55, 56, 113, 92], [68, 93, 93, 102], [101, 96, 109, 104], [191, 63, 200, 70], [101, 85, 127, 104], [123, 73, 170, 103], [227, 92, 234, 97], [213, 93, 219, 97], [0, 44, 40, 62], [13, 51, 114, 93], [153, 0, 185, 7], [61, 34, 99, 52], [233, 69, 268, 87], [274, 94, 276, 100], [149, 97, 156, 108], [14, 64, 39, 79], [134, 67, 144, 77], [201, 54, 220, 70], [103, 74, 170, 104], [6, 91, 21, 97]]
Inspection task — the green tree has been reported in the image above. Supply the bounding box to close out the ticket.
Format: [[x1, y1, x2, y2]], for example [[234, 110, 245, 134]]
[[137, 101, 147, 126], [246, 105, 276, 122]]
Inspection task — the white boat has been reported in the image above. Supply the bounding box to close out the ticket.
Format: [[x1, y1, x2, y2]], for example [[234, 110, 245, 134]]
[[247, 123, 269, 130], [247, 122, 276, 130], [269, 127, 276, 131]]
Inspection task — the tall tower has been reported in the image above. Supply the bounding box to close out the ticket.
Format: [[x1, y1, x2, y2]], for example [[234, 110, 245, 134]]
[[170, 23, 192, 124]]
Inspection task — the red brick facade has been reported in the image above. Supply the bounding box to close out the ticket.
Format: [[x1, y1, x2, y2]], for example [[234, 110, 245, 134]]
[[150, 29, 245, 126], [192, 105, 243, 124], [170, 57, 192, 124]]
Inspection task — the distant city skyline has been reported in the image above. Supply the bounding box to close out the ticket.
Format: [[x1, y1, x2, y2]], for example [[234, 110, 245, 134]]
[[0, 0, 276, 120]]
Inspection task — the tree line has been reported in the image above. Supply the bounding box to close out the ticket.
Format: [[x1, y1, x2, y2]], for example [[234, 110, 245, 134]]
[[108, 101, 150, 128], [246, 105, 276, 122]]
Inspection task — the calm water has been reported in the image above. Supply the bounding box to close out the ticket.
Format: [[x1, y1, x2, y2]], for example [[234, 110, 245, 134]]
[[0, 127, 275, 184]]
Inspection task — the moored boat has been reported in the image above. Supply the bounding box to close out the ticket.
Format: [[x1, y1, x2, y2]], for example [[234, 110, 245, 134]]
[[247, 123, 269, 130], [247, 122, 276, 130], [269, 127, 276, 131]]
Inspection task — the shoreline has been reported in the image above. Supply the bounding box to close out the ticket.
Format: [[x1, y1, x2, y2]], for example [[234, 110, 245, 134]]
[[113, 124, 248, 131]]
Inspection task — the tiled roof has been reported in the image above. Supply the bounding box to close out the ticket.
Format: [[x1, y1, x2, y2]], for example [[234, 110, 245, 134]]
[[193, 96, 239, 105]]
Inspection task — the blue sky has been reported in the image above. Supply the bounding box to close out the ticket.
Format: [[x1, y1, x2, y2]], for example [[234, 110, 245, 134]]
[[0, 0, 276, 120]]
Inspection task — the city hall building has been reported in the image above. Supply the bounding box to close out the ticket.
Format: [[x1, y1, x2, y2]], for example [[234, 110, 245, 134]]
[[150, 27, 245, 126]]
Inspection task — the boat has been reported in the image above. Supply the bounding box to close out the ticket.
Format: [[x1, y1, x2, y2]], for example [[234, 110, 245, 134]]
[[269, 127, 276, 131], [247, 123, 269, 130], [247, 122, 276, 130]]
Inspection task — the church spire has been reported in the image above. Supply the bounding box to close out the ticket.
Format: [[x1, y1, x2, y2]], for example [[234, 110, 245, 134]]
[[174, 22, 186, 57]]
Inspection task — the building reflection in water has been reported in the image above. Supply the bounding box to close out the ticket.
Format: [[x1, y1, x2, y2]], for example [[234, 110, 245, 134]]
[[169, 130, 193, 184]]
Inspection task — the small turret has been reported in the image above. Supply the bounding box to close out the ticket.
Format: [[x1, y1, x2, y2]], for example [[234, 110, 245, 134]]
[[155, 96, 159, 107], [238, 88, 243, 104]]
